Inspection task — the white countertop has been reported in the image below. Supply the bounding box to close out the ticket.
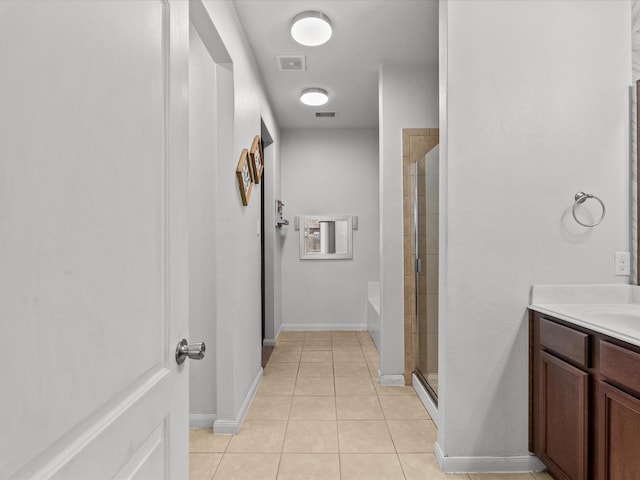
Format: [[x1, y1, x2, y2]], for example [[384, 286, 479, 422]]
[[529, 284, 640, 347]]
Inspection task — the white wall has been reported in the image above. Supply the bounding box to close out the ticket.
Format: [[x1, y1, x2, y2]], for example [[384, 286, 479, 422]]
[[188, 24, 219, 427], [196, 0, 281, 433], [632, 0, 640, 283], [378, 63, 439, 382], [281, 128, 379, 330], [438, 0, 631, 470]]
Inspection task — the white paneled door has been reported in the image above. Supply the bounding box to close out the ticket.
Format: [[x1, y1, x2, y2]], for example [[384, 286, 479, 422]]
[[0, 1, 190, 479]]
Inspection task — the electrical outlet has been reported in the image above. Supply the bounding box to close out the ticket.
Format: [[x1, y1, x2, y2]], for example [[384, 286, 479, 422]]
[[615, 252, 630, 276]]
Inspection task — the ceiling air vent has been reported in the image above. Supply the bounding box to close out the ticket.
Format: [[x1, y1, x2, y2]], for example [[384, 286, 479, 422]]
[[315, 112, 336, 118], [276, 55, 306, 71]]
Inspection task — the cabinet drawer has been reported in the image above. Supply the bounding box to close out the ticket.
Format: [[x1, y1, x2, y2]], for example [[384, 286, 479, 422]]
[[600, 341, 640, 396], [540, 318, 590, 368]]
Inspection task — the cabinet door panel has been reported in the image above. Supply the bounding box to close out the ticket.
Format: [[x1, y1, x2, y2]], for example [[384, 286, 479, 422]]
[[539, 351, 589, 480], [598, 382, 640, 480]]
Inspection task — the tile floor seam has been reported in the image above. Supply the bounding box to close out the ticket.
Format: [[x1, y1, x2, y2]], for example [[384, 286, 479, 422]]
[[209, 454, 220, 480], [396, 451, 410, 480], [274, 450, 283, 480], [382, 411, 403, 457]]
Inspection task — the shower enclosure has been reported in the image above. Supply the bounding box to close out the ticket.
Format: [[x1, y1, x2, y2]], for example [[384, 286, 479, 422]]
[[413, 147, 439, 400]]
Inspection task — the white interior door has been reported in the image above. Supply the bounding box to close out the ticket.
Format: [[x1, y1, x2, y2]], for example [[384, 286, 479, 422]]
[[0, 1, 190, 478]]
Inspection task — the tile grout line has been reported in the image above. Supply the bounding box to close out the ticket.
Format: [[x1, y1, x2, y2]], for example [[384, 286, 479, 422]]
[[380, 386, 407, 479], [208, 452, 219, 480], [276, 335, 295, 480], [336, 339, 342, 480], [371, 335, 408, 480]]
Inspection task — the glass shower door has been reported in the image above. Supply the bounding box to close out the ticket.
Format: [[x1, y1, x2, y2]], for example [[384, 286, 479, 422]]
[[414, 147, 439, 400]]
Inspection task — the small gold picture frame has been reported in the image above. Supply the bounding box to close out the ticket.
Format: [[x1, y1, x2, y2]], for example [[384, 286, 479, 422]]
[[249, 135, 264, 184], [236, 148, 253, 206]]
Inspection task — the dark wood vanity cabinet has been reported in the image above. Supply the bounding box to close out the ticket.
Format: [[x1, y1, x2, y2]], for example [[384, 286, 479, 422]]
[[530, 315, 589, 480], [530, 311, 640, 480]]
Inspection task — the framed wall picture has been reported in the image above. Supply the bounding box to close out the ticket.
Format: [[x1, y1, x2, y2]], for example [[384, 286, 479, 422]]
[[236, 148, 253, 206], [249, 135, 264, 184]]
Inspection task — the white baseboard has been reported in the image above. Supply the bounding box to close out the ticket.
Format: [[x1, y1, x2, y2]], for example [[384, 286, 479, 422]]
[[213, 368, 263, 434], [377, 370, 405, 386], [189, 414, 216, 429], [281, 323, 367, 331], [412, 374, 439, 427], [435, 442, 546, 473], [264, 324, 283, 346]]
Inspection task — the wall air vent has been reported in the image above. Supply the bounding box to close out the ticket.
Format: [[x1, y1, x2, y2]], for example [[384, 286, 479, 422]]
[[276, 55, 306, 71], [315, 112, 336, 118]]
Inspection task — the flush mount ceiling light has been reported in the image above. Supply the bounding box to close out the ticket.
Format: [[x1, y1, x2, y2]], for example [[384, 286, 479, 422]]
[[300, 88, 329, 106], [291, 11, 332, 46]]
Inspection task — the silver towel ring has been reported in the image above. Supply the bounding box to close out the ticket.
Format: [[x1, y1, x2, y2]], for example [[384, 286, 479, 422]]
[[572, 192, 605, 227]]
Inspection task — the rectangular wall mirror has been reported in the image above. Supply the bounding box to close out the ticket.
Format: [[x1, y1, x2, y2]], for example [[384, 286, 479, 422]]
[[299, 215, 353, 260]]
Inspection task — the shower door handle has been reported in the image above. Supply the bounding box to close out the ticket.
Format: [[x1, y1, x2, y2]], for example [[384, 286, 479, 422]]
[[416, 258, 422, 273], [175, 339, 206, 364]]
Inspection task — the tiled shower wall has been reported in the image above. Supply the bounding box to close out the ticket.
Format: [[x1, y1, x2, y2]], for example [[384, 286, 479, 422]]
[[402, 128, 439, 384]]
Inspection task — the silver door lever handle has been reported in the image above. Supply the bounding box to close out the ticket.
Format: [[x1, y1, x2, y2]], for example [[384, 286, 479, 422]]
[[175, 339, 206, 364]]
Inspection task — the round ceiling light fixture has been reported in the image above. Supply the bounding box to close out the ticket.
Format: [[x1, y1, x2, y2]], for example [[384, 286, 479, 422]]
[[300, 88, 329, 106], [291, 11, 332, 46]]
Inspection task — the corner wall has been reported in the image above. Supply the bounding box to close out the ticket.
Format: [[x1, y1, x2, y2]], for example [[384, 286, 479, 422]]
[[280, 128, 379, 331], [188, 23, 221, 428], [632, 0, 640, 283], [193, 0, 281, 433], [438, 0, 631, 470]]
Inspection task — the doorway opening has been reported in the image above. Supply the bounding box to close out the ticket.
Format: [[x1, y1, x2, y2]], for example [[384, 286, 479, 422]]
[[260, 118, 274, 366]]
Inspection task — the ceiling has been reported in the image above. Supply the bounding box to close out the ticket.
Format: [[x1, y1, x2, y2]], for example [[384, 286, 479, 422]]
[[233, 0, 439, 130]]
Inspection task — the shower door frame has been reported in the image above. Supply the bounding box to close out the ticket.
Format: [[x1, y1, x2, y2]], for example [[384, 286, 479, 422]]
[[400, 128, 439, 390], [413, 156, 438, 405]]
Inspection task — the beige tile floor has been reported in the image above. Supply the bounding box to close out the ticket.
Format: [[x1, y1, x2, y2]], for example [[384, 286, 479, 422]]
[[190, 331, 553, 480]]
